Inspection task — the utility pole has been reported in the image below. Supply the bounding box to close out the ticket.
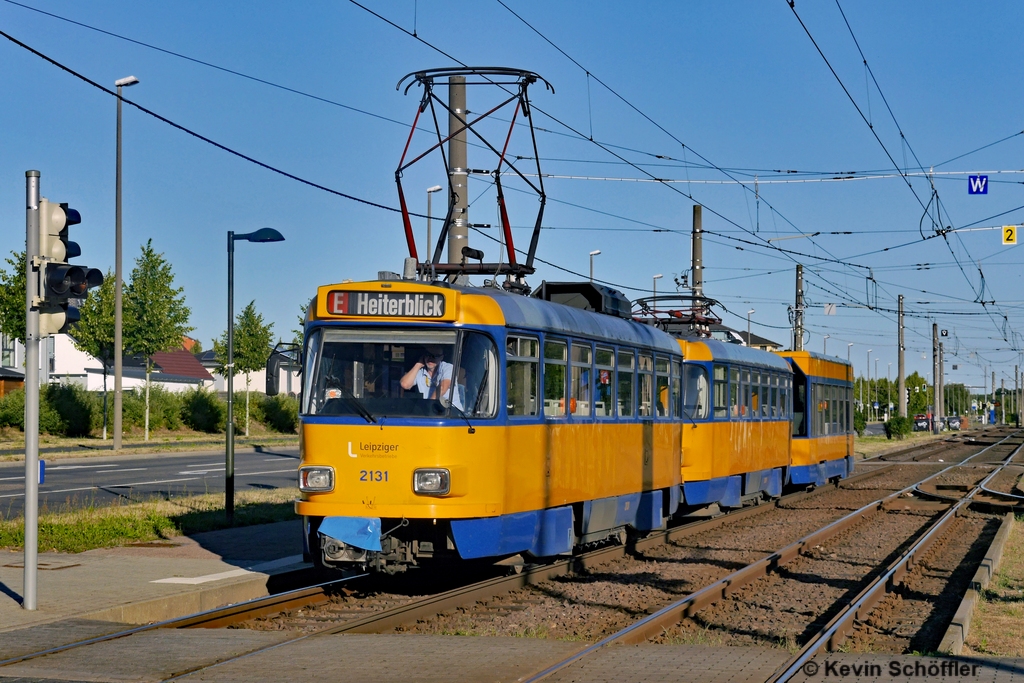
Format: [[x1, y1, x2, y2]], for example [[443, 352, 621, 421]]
[[992, 370, 996, 424], [793, 264, 804, 351], [898, 295, 906, 417], [692, 205, 703, 299], [447, 76, 468, 267], [932, 323, 940, 434], [23, 171, 40, 611], [938, 342, 944, 424], [1001, 378, 1006, 425]]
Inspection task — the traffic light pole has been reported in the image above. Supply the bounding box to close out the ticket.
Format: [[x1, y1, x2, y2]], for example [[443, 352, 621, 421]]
[[24, 170, 40, 611]]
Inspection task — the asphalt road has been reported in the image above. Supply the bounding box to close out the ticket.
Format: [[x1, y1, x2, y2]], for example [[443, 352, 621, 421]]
[[0, 446, 299, 519]]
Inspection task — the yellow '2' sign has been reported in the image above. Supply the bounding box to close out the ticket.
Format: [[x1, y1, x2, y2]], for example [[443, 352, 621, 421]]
[[1003, 225, 1018, 245]]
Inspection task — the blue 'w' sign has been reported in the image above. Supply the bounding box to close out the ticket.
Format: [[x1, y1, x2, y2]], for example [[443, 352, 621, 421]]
[[968, 175, 988, 194]]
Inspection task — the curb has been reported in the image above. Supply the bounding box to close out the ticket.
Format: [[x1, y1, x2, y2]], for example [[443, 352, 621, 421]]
[[938, 511, 1015, 655]]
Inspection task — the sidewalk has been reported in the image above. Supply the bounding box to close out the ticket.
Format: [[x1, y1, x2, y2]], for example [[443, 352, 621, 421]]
[[0, 519, 307, 634]]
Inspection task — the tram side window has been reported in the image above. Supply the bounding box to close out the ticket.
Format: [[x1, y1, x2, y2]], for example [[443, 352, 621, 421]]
[[544, 339, 567, 417], [595, 347, 615, 418], [655, 356, 671, 418], [685, 364, 711, 419], [792, 379, 806, 437], [670, 359, 681, 419], [729, 367, 740, 419], [780, 377, 789, 419], [638, 353, 654, 417], [301, 329, 323, 414], [458, 332, 499, 418], [760, 374, 770, 419], [506, 335, 539, 417], [618, 350, 635, 417], [742, 369, 752, 419], [571, 342, 592, 418], [712, 364, 727, 419], [770, 375, 779, 418]]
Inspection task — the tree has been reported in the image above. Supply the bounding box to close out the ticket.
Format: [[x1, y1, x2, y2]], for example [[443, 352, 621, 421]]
[[214, 301, 273, 436], [123, 240, 193, 440], [291, 301, 309, 347], [0, 251, 26, 344], [70, 269, 115, 438]]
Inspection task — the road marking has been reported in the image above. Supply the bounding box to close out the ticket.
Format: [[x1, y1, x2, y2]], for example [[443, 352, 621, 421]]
[[178, 468, 226, 475], [48, 464, 116, 470], [238, 468, 296, 476], [0, 475, 25, 482], [0, 470, 295, 499], [151, 555, 305, 584], [95, 468, 148, 474]]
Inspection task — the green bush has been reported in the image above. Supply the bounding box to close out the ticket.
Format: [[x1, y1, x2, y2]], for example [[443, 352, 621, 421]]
[[261, 394, 298, 433], [147, 386, 183, 430], [0, 387, 73, 436], [44, 384, 99, 437], [180, 386, 225, 433], [884, 416, 913, 441], [121, 389, 147, 430], [853, 410, 866, 437]]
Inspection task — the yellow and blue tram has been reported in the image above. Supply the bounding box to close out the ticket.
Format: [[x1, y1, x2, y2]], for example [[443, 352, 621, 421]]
[[776, 351, 855, 486], [280, 279, 854, 573]]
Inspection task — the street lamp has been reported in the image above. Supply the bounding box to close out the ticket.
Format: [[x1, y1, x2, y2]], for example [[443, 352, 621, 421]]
[[875, 357, 880, 421], [866, 349, 872, 420], [652, 274, 663, 314], [847, 342, 853, 364], [747, 309, 755, 347], [823, 334, 830, 355], [113, 75, 139, 452], [226, 228, 285, 523], [426, 185, 443, 263], [887, 362, 892, 419], [589, 250, 601, 283]]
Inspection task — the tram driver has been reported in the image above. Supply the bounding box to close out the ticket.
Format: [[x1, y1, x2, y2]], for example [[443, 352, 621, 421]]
[[400, 345, 464, 410]]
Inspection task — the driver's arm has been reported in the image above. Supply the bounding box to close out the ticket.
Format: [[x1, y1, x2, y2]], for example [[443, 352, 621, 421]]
[[400, 363, 424, 390]]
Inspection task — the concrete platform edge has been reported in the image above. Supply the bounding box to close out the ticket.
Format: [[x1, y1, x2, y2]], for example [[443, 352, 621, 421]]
[[938, 511, 1014, 655]]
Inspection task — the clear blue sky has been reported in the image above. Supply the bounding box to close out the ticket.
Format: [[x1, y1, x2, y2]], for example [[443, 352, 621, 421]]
[[1, 1, 1022, 395]]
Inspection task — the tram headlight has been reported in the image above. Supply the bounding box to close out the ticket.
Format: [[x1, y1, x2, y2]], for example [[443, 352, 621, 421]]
[[299, 466, 334, 492], [413, 468, 450, 495]]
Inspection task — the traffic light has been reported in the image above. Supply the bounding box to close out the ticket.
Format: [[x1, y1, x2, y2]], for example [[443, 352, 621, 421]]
[[37, 198, 103, 336]]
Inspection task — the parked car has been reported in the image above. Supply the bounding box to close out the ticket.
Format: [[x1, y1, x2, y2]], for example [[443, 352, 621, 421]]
[[946, 415, 962, 430], [913, 414, 930, 431]]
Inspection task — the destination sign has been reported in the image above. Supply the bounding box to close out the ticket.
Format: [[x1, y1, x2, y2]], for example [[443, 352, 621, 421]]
[[327, 290, 447, 318]]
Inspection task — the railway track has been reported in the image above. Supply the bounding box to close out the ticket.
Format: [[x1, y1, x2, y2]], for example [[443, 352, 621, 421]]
[[1, 429, 1014, 682], [519, 428, 1023, 683]]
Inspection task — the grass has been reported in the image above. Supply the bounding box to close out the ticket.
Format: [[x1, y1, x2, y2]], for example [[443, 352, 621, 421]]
[[0, 488, 299, 553], [853, 430, 948, 459], [964, 516, 1024, 657]]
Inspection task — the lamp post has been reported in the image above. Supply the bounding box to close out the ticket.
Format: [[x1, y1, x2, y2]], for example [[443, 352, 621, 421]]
[[875, 357, 880, 421], [589, 250, 601, 283], [226, 228, 285, 523], [887, 362, 892, 420], [847, 342, 853, 364], [866, 349, 872, 420], [426, 185, 443, 262], [823, 334, 830, 355], [746, 309, 755, 347], [113, 75, 139, 452], [652, 274, 663, 314]]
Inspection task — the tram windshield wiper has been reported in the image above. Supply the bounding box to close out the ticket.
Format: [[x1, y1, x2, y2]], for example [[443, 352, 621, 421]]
[[446, 401, 476, 434], [339, 385, 377, 424]]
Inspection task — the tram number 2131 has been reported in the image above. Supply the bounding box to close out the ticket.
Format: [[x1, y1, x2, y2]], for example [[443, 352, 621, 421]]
[[359, 470, 389, 482]]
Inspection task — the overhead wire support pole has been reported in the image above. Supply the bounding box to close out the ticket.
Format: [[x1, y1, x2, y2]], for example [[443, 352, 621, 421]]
[[898, 295, 906, 418], [24, 170, 40, 611]]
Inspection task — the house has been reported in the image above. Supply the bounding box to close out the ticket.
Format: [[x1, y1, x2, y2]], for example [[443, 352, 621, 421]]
[[49, 334, 214, 393], [0, 366, 24, 397], [198, 349, 300, 396], [709, 324, 783, 352]]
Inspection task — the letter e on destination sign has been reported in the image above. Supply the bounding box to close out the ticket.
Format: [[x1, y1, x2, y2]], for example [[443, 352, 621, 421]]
[[321, 287, 452, 320]]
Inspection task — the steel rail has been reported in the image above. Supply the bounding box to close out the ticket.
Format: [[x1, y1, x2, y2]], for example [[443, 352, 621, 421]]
[[767, 434, 1023, 683], [0, 574, 365, 667], [520, 430, 1022, 683], [0, 444, 934, 671]]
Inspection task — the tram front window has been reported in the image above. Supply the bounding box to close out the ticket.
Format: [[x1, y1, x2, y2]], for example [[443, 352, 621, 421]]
[[304, 329, 497, 419]]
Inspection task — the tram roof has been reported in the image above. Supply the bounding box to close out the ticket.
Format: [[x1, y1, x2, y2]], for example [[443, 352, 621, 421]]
[[474, 287, 680, 354], [693, 338, 793, 372]]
